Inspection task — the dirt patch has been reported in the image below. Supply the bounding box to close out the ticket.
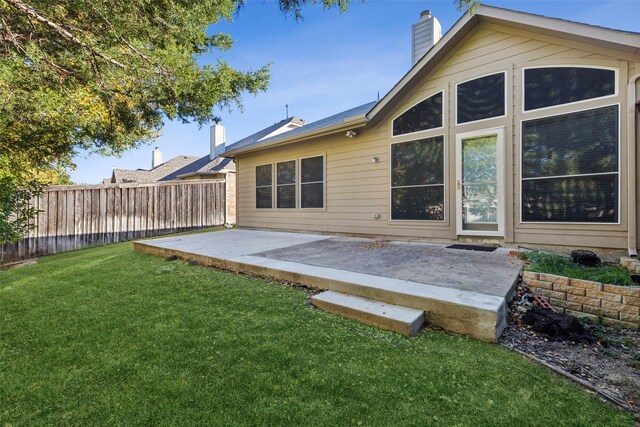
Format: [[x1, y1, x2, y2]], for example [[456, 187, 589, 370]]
[[500, 280, 640, 415], [0, 258, 38, 270]]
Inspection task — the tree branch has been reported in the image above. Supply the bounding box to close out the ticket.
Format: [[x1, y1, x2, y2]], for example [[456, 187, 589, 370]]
[[3, 0, 126, 69]]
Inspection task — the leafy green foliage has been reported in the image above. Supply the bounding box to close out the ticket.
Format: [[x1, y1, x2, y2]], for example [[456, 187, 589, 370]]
[[0, 242, 632, 425], [0, 0, 276, 170], [0, 0, 356, 241], [0, 175, 42, 243], [523, 250, 634, 286]]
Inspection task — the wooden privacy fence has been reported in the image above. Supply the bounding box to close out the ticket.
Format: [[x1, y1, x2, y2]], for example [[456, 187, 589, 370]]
[[1, 181, 226, 262]]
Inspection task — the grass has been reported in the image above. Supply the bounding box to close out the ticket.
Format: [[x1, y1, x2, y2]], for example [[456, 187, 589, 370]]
[[0, 243, 634, 426], [522, 250, 635, 287]]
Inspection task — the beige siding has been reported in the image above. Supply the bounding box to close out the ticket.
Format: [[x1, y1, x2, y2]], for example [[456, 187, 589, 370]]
[[236, 23, 638, 249]]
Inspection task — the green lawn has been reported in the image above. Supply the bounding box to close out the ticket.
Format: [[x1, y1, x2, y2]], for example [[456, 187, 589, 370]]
[[0, 243, 633, 426]]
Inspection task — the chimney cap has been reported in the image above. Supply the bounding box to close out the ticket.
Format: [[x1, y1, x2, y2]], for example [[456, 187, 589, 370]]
[[420, 9, 432, 19]]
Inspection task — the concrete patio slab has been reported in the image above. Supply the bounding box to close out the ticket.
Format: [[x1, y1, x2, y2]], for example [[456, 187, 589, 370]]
[[255, 237, 522, 297], [134, 229, 522, 341]]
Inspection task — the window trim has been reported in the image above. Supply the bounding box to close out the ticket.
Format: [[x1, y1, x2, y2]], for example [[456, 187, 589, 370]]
[[299, 154, 326, 210], [455, 127, 506, 237], [388, 135, 447, 223], [521, 65, 619, 114], [519, 103, 621, 225], [276, 159, 298, 209], [390, 90, 445, 139], [454, 70, 508, 126], [255, 163, 274, 209]]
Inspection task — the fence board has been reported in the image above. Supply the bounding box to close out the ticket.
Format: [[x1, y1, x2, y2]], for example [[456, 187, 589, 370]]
[[1, 181, 225, 261]]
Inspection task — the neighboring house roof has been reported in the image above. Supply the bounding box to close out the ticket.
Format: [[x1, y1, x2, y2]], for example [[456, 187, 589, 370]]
[[173, 156, 235, 180], [111, 154, 235, 183], [223, 102, 375, 157], [223, 5, 640, 157], [111, 155, 199, 183], [225, 117, 305, 153]]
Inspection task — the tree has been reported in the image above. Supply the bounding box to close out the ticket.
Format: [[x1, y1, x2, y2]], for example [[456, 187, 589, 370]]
[[0, 0, 476, 243], [0, 0, 352, 242]]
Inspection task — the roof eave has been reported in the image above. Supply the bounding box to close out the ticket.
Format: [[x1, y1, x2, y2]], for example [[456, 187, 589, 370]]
[[479, 7, 640, 56], [175, 171, 229, 179], [223, 114, 368, 158]]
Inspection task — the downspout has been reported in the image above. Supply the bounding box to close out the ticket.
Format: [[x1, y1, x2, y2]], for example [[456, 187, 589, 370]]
[[627, 72, 640, 257]]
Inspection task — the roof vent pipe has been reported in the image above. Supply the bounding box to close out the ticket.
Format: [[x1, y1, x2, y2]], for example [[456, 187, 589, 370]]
[[412, 9, 442, 66]]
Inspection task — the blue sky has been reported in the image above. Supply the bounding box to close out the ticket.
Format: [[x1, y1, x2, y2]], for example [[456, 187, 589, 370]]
[[70, 0, 640, 184]]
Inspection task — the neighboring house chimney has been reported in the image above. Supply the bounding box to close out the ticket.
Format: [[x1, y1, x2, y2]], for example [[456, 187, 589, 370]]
[[210, 123, 226, 160], [152, 147, 163, 169], [412, 10, 442, 66]]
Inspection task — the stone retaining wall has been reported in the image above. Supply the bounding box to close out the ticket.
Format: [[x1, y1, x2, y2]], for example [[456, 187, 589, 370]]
[[522, 271, 640, 330]]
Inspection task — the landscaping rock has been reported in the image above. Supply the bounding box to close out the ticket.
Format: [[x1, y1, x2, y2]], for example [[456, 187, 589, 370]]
[[570, 250, 601, 267], [523, 308, 594, 342]]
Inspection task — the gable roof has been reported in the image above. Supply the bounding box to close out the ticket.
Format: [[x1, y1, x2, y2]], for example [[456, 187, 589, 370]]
[[223, 101, 376, 157], [223, 5, 640, 157], [366, 5, 640, 124]]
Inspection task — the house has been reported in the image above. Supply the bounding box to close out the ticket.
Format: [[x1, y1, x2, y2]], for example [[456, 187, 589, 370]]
[[222, 5, 640, 255]]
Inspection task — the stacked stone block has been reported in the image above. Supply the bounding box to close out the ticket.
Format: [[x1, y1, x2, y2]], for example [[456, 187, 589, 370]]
[[522, 271, 640, 330]]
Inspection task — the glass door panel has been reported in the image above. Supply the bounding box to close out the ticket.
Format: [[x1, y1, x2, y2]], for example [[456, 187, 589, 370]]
[[461, 135, 498, 232]]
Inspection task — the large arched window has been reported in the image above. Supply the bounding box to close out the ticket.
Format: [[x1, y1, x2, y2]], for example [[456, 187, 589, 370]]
[[392, 91, 443, 136]]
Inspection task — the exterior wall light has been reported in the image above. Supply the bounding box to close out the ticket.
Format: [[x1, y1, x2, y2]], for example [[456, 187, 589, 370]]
[[345, 130, 358, 138], [371, 156, 380, 163]]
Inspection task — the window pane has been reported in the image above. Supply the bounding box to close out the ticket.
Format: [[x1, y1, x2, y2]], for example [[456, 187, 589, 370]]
[[256, 164, 272, 187], [463, 184, 497, 225], [391, 186, 444, 220], [522, 106, 618, 178], [256, 186, 272, 209], [301, 182, 323, 208], [277, 161, 296, 184], [457, 73, 505, 124], [301, 156, 323, 183], [462, 136, 497, 183], [524, 67, 615, 111], [393, 92, 443, 135], [522, 174, 617, 223], [277, 184, 296, 208], [392, 136, 444, 187]]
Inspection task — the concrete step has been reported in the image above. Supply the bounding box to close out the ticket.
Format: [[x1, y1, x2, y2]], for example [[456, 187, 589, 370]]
[[311, 291, 425, 336]]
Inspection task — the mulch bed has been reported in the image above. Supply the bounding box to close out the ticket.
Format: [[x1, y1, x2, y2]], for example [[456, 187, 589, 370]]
[[500, 280, 640, 415]]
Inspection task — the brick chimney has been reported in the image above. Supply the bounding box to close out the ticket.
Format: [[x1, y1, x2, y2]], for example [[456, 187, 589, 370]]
[[151, 147, 163, 169], [210, 123, 225, 160], [412, 10, 442, 66]]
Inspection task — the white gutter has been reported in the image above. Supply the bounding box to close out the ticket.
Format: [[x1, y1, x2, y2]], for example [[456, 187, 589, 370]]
[[628, 72, 640, 257]]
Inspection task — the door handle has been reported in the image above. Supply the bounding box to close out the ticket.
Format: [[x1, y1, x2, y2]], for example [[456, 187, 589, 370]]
[[457, 180, 461, 190]]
